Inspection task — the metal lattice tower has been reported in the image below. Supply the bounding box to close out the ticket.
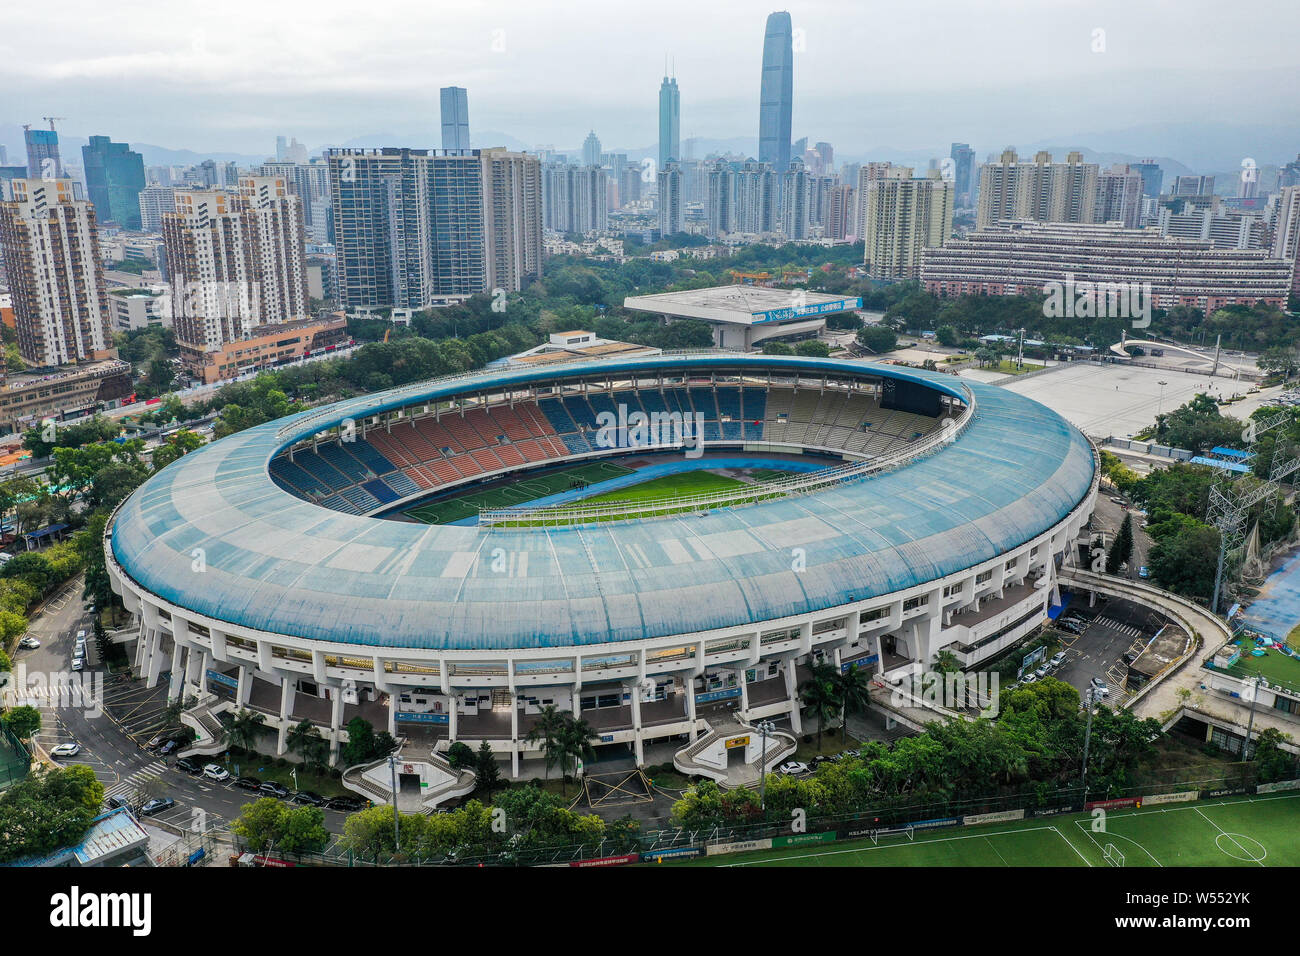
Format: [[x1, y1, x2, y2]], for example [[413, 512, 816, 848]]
[[1209, 409, 1300, 613]]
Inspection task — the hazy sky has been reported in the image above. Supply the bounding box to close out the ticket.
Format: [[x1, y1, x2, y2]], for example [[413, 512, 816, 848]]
[[3, 0, 1298, 161]]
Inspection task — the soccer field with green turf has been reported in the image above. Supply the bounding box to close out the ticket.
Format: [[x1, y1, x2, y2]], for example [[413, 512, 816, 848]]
[[579, 469, 751, 504], [402, 461, 635, 524], [686, 793, 1300, 868]]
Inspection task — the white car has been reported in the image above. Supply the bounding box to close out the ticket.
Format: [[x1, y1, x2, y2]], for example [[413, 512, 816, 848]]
[[18, 636, 39, 650], [1050, 651, 1067, 668], [71, 656, 85, 672], [202, 764, 230, 782], [776, 761, 811, 776], [1021, 673, 1039, 684], [51, 742, 81, 757]]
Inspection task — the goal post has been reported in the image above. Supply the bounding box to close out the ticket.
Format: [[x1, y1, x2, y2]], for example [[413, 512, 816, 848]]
[[1103, 843, 1126, 867]]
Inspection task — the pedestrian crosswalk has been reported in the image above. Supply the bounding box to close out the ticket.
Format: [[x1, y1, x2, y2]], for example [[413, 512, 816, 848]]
[[104, 761, 167, 800], [1094, 617, 1142, 638]]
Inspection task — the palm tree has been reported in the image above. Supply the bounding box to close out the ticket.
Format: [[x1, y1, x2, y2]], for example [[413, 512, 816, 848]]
[[162, 694, 197, 731], [835, 664, 872, 745], [223, 708, 266, 752], [799, 661, 843, 751], [286, 719, 328, 773], [555, 716, 597, 795], [524, 705, 568, 781]]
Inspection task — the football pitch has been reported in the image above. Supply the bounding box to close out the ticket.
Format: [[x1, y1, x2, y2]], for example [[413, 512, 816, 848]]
[[688, 793, 1300, 867], [403, 461, 635, 524], [580, 470, 750, 505]]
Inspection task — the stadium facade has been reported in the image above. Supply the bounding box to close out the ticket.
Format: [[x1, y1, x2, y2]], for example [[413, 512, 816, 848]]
[[107, 354, 1097, 778]]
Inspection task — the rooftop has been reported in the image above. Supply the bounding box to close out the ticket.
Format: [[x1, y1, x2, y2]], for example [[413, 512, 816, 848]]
[[624, 285, 860, 326]]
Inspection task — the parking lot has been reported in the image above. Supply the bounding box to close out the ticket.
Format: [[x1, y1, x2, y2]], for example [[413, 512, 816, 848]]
[[1048, 596, 1167, 704]]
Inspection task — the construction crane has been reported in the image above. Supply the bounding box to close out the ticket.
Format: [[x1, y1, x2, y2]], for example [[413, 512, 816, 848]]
[[43, 117, 66, 131]]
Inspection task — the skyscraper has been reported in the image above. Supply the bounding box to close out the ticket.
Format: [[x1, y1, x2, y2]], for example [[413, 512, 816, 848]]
[[582, 132, 602, 168], [1095, 164, 1144, 228], [976, 149, 1099, 230], [780, 161, 812, 239], [440, 87, 471, 152], [138, 185, 176, 232], [1132, 160, 1164, 200], [658, 75, 681, 171], [82, 136, 146, 230], [949, 143, 975, 208], [758, 11, 793, 171], [24, 128, 62, 179], [543, 164, 608, 233], [0, 178, 115, 366]]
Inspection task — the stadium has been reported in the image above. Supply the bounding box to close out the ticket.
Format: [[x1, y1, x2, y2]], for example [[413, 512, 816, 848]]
[[105, 352, 1098, 783]]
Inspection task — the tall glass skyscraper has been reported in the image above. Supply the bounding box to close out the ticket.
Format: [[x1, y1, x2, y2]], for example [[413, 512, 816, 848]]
[[758, 11, 793, 171], [82, 136, 146, 230], [24, 128, 62, 179], [440, 87, 471, 152], [658, 75, 680, 170]]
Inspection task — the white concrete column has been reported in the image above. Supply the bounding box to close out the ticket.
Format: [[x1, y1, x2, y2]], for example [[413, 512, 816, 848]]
[[168, 639, 184, 701], [276, 677, 294, 755], [686, 683, 698, 741], [448, 696, 458, 742], [312, 649, 327, 683], [236, 664, 250, 707], [329, 691, 344, 764], [784, 657, 803, 734], [210, 629, 228, 664]]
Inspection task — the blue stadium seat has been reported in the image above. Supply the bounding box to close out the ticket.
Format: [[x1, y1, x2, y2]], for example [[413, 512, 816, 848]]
[[315, 442, 370, 483], [342, 438, 400, 476], [538, 398, 579, 434], [362, 479, 399, 504]]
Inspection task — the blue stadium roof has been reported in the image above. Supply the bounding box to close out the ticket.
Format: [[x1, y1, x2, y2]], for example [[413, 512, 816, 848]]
[[110, 355, 1095, 651]]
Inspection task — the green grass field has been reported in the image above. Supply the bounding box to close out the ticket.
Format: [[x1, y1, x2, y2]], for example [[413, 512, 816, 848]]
[[403, 461, 635, 524], [686, 793, 1300, 867], [580, 470, 750, 505]]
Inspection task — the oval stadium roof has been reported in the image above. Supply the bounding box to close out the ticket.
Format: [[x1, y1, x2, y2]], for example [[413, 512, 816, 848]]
[[110, 355, 1095, 652]]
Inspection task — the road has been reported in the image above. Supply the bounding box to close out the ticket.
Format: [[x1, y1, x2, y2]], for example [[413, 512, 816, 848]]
[[10, 575, 353, 841]]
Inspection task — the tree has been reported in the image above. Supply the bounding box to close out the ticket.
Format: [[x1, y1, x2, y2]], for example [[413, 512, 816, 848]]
[[0, 764, 104, 863], [151, 429, 205, 473], [1258, 346, 1299, 380], [474, 740, 501, 798], [446, 741, 476, 771], [524, 704, 568, 781], [1, 704, 40, 739], [761, 342, 795, 355], [1251, 727, 1292, 780], [1148, 521, 1220, 600], [856, 326, 898, 354], [285, 719, 329, 772], [794, 340, 832, 357], [554, 716, 597, 794], [1106, 513, 1134, 574], [834, 664, 872, 744], [223, 709, 266, 752], [936, 325, 959, 348], [799, 660, 843, 750]]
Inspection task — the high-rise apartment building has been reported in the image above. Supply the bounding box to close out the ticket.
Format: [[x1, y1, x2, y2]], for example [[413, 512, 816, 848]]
[[1132, 160, 1164, 199], [0, 178, 115, 367], [1095, 164, 1144, 228], [780, 161, 812, 239], [138, 185, 177, 232], [1269, 185, 1300, 293], [976, 149, 1099, 230], [758, 11, 794, 171], [658, 75, 681, 171], [1170, 175, 1215, 197], [658, 163, 684, 236], [862, 169, 954, 279], [327, 148, 541, 310], [82, 136, 146, 230], [161, 176, 310, 357], [707, 161, 779, 238], [949, 143, 975, 208], [440, 87, 471, 152], [825, 183, 855, 240], [543, 164, 608, 234]]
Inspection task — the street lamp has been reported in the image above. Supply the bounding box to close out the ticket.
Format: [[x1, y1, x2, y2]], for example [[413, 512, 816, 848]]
[[756, 719, 776, 810], [1080, 688, 1096, 798], [388, 753, 400, 851], [1156, 380, 1168, 420]]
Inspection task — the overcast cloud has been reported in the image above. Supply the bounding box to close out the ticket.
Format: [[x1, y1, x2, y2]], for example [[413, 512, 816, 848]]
[[2, 0, 1297, 162]]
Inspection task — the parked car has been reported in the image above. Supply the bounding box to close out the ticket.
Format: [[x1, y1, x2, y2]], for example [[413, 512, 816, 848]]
[[140, 797, 176, 817], [235, 776, 263, 792], [158, 739, 181, 756], [291, 790, 325, 806], [1050, 651, 1067, 668], [324, 796, 368, 812], [202, 764, 230, 782], [777, 761, 811, 776], [176, 757, 202, 775], [259, 781, 290, 798], [1090, 678, 1110, 699], [1021, 673, 1039, 684], [18, 636, 39, 650], [1138, 566, 1150, 579], [104, 794, 131, 811], [1034, 663, 1051, 679], [145, 734, 166, 750], [70, 655, 85, 672], [50, 742, 81, 757]]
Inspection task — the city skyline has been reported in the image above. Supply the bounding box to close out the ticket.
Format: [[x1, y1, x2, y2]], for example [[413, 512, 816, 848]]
[[3, 0, 1297, 168]]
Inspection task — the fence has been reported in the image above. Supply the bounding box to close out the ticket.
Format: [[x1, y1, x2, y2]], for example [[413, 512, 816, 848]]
[[0, 722, 32, 791]]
